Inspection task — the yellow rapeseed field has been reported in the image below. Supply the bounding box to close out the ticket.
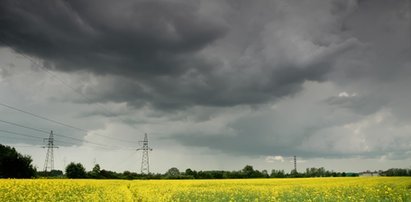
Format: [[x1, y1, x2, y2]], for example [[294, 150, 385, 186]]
[[0, 177, 410, 201]]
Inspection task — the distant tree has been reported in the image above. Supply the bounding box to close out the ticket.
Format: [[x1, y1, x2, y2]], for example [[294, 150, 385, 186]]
[[185, 168, 194, 176], [261, 170, 269, 178], [87, 164, 102, 179], [123, 171, 140, 180], [65, 162, 86, 178], [197, 170, 212, 179], [50, 170, 63, 177], [166, 167, 180, 178], [184, 168, 198, 178], [229, 170, 243, 178], [290, 169, 300, 178], [304, 167, 328, 177], [270, 169, 285, 178], [92, 164, 101, 173], [100, 169, 120, 179], [325, 170, 332, 177], [242, 165, 255, 178], [38, 170, 64, 178], [208, 170, 224, 179], [252, 170, 265, 178], [383, 168, 411, 176], [0, 144, 36, 178]]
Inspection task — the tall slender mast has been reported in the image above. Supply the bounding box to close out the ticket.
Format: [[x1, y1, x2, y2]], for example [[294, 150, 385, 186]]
[[293, 155, 297, 173]]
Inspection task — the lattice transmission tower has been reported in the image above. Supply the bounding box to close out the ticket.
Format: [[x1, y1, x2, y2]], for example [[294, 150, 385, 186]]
[[43, 130, 58, 172], [137, 133, 152, 174]]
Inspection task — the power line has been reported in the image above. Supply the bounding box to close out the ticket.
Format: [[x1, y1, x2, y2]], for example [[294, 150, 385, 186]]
[[0, 129, 119, 149], [0, 119, 49, 134], [0, 129, 44, 139], [0, 36, 141, 150], [0, 36, 120, 118], [0, 134, 41, 142], [0, 102, 87, 132], [0, 37, 140, 143], [9, 145, 38, 148], [0, 101, 137, 143], [0, 121, 80, 145], [0, 129, 84, 146], [0, 118, 120, 149], [0, 130, 72, 147]]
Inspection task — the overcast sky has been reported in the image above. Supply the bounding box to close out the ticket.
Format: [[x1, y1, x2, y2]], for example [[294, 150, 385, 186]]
[[0, 0, 410, 173]]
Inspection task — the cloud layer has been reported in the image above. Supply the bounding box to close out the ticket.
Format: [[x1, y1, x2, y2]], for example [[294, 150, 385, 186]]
[[0, 0, 410, 168], [0, 0, 370, 109]]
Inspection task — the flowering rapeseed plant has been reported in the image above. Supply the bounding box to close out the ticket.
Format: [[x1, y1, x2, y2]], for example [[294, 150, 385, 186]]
[[0, 177, 410, 201]]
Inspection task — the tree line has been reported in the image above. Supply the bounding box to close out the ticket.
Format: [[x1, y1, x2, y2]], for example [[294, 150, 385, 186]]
[[1, 144, 410, 179], [55, 163, 360, 179], [383, 168, 411, 177]]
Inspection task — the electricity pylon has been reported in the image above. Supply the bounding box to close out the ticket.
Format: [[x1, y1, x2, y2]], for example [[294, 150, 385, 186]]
[[137, 133, 152, 174], [43, 130, 58, 172]]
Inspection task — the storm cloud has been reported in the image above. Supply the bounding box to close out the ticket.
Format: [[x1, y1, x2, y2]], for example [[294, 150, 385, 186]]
[[0, 0, 365, 109], [0, 0, 410, 171]]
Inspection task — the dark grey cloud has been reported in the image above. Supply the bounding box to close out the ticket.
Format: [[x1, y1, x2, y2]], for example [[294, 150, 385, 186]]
[[1, 0, 411, 170], [331, 0, 411, 83], [0, 0, 225, 76], [0, 0, 360, 110]]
